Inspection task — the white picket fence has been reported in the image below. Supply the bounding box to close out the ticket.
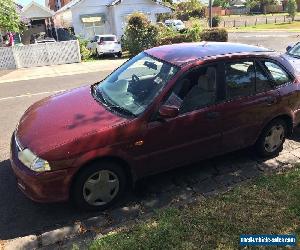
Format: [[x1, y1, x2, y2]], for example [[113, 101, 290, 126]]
[[0, 40, 81, 69]]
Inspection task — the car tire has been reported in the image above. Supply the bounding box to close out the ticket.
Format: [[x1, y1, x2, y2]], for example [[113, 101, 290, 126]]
[[71, 161, 127, 211], [117, 52, 122, 58], [256, 118, 287, 158]]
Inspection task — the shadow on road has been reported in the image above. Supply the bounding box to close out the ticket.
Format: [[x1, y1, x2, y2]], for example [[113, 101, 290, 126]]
[[1, 128, 300, 240]]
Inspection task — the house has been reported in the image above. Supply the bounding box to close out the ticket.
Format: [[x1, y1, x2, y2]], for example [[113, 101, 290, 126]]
[[46, 0, 72, 11], [54, 0, 172, 39], [21, 1, 55, 44]]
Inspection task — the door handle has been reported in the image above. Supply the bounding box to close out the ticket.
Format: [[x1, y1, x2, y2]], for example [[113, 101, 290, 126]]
[[205, 112, 220, 120]]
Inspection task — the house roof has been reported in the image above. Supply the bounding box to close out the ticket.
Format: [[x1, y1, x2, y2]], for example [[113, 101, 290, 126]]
[[107, 0, 172, 9], [55, 0, 172, 14], [55, 0, 82, 14], [22, 1, 54, 18]]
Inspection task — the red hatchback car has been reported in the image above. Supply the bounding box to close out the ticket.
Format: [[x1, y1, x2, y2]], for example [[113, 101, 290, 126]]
[[10, 42, 300, 210]]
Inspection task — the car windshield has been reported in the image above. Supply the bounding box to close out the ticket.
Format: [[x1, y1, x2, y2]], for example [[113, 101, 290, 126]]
[[94, 52, 179, 117], [288, 43, 300, 58], [175, 21, 183, 25]]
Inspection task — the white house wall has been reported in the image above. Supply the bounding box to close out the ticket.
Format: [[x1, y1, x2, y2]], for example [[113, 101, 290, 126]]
[[66, 0, 171, 39], [71, 0, 112, 38], [113, 0, 171, 37]]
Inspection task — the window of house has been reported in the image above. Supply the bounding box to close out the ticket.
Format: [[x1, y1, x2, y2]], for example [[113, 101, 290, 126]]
[[83, 21, 104, 38], [262, 61, 291, 86], [164, 66, 217, 114], [225, 61, 255, 99]]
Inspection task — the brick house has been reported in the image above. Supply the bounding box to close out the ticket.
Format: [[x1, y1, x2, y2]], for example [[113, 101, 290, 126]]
[[46, 0, 72, 11]]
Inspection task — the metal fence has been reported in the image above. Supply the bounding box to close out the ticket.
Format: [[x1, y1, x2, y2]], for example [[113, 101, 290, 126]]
[[0, 40, 81, 70]]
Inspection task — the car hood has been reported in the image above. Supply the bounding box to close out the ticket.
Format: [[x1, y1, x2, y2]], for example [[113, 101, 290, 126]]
[[16, 86, 128, 159]]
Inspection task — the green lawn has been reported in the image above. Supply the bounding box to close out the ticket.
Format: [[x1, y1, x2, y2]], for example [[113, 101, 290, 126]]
[[229, 21, 300, 31], [88, 167, 300, 250]]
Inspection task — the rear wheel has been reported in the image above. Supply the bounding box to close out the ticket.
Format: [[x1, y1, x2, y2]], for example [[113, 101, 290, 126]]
[[71, 161, 126, 211], [256, 119, 287, 157], [117, 51, 122, 58]]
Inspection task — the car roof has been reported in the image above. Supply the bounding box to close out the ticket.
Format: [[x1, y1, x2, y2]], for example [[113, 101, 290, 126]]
[[96, 34, 116, 37], [145, 42, 274, 66]]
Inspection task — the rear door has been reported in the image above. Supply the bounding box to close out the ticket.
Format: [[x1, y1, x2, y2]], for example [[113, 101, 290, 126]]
[[219, 58, 281, 153]]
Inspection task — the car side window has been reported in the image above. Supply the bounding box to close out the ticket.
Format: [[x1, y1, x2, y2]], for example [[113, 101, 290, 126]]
[[164, 66, 217, 114], [262, 61, 291, 86], [225, 61, 255, 100], [255, 61, 273, 92]]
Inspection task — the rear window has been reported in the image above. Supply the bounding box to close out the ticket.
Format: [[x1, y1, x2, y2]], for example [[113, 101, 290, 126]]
[[262, 61, 291, 86], [100, 36, 116, 42]]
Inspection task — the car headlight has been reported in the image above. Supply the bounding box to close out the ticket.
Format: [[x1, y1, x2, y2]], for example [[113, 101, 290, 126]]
[[18, 148, 51, 172]]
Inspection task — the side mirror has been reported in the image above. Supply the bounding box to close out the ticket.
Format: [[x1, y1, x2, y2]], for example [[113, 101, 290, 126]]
[[286, 45, 293, 52], [159, 105, 179, 119]]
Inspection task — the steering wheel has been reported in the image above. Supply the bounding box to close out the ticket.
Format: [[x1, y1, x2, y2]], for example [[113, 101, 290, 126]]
[[132, 74, 140, 84]]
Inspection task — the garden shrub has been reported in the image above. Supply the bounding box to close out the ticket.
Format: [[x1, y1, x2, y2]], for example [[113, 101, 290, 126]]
[[123, 12, 159, 55], [159, 33, 193, 45], [77, 37, 91, 61], [211, 16, 221, 27], [200, 28, 228, 42]]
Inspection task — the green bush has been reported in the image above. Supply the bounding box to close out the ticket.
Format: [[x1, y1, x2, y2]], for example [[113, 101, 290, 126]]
[[186, 21, 203, 42], [200, 28, 228, 42], [77, 37, 91, 61], [159, 33, 193, 45], [123, 12, 159, 56], [211, 16, 221, 27]]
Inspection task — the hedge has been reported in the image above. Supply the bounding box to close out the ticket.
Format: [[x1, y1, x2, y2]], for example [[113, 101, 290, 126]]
[[200, 28, 228, 42], [159, 33, 193, 45]]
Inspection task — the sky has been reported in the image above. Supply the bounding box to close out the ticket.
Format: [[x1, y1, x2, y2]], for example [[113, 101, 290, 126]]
[[17, 0, 45, 7]]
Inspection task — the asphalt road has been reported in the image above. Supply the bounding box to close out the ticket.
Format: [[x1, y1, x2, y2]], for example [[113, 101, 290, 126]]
[[228, 31, 300, 52], [0, 31, 299, 240], [0, 71, 112, 240]]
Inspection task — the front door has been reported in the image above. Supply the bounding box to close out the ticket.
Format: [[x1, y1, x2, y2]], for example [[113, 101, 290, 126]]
[[140, 64, 223, 176]]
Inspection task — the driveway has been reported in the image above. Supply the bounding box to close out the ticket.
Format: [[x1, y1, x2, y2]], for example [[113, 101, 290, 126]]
[[1, 33, 300, 243]]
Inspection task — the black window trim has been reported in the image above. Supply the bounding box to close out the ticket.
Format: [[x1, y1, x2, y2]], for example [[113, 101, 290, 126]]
[[257, 58, 294, 89], [223, 58, 257, 102]]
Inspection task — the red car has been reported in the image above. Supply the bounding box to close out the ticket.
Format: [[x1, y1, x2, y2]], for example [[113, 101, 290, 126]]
[[10, 42, 300, 210]]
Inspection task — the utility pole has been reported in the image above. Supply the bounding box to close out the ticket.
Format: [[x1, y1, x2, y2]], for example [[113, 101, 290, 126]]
[[208, 0, 212, 28]]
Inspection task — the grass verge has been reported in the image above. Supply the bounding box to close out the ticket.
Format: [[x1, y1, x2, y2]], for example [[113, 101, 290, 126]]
[[89, 166, 300, 250], [229, 21, 300, 32]]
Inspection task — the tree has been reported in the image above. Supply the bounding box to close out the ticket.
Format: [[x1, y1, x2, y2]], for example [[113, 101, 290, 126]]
[[0, 0, 21, 32], [287, 0, 297, 20], [123, 13, 159, 55], [245, 0, 277, 13], [212, 0, 230, 8], [176, 0, 205, 20]]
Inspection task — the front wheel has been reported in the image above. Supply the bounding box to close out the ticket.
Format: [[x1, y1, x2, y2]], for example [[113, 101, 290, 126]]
[[71, 161, 127, 211], [256, 119, 287, 158]]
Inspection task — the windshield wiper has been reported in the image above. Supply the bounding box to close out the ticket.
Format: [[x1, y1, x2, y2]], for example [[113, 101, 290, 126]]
[[108, 105, 137, 117], [92, 85, 136, 117]]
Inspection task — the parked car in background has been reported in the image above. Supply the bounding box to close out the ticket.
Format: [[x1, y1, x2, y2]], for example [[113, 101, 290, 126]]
[[87, 34, 122, 58], [283, 42, 300, 72], [10, 42, 300, 211], [165, 19, 185, 31]]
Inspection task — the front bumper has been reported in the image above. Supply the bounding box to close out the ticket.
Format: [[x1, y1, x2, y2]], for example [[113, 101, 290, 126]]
[[10, 134, 77, 203]]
